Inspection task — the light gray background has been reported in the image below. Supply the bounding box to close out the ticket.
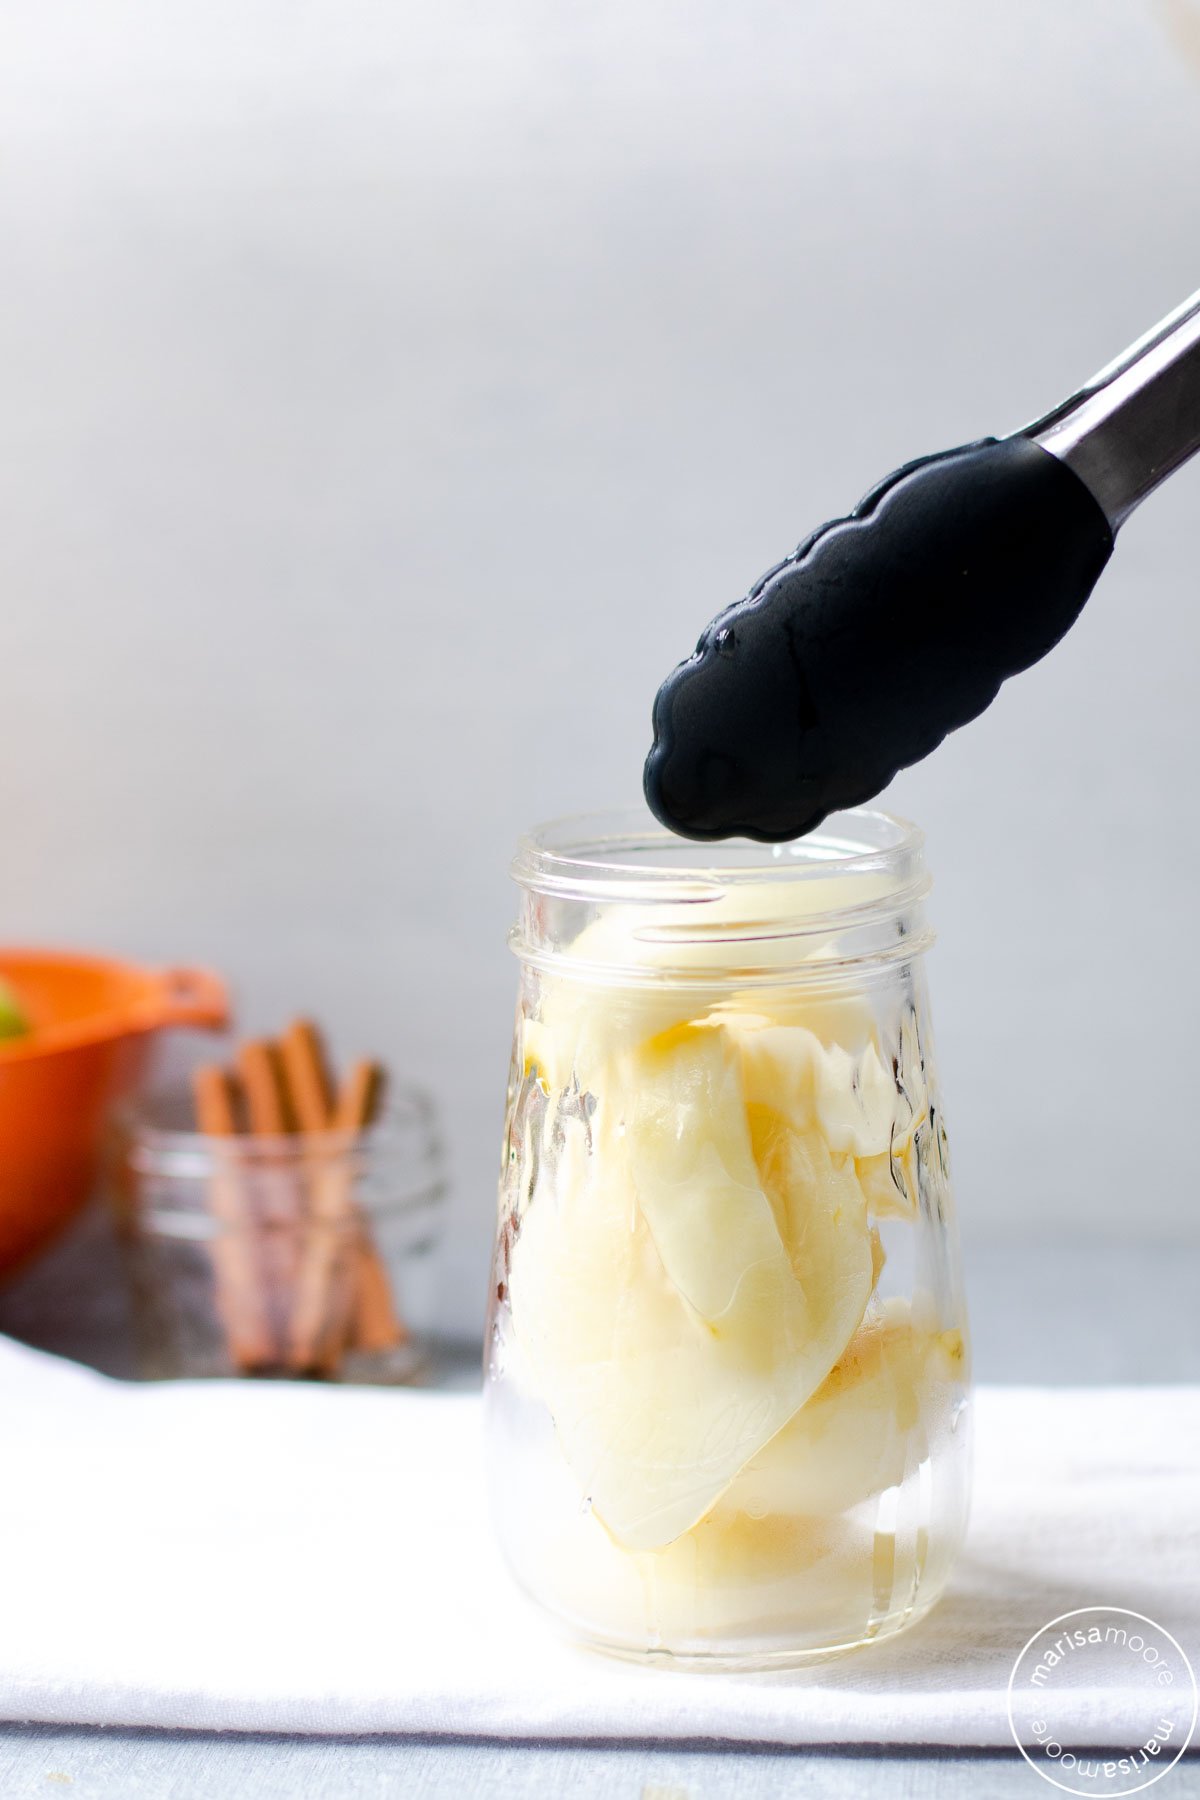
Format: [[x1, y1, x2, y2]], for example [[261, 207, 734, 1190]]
[[3, 1, 1199, 1333]]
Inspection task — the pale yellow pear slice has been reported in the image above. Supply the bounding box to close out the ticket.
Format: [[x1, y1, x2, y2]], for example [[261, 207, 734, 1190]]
[[717, 1300, 967, 1521], [813, 1041, 896, 1158], [718, 1009, 898, 1160], [624, 1022, 800, 1324], [718, 976, 879, 1054], [508, 1021, 875, 1552], [497, 1412, 874, 1653], [520, 980, 697, 1097], [522, 872, 894, 1095], [718, 1015, 822, 1131], [856, 1150, 919, 1220]]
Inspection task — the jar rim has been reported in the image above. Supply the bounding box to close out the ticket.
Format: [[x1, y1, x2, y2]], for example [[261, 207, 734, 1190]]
[[111, 1089, 445, 1208], [511, 805, 926, 904]]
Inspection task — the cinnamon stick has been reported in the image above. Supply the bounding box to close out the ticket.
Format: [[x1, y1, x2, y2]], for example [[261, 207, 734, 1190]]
[[236, 1040, 295, 1136], [235, 1039, 301, 1361], [281, 1020, 360, 1371], [333, 1058, 385, 1136], [335, 1062, 409, 1356], [285, 1027, 406, 1355], [192, 1064, 275, 1372], [286, 1055, 404, 1372], [280, 1019, 334, 1135]]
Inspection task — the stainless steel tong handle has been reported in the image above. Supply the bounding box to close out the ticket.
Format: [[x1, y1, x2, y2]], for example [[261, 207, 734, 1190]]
[[1022, 286, 1200, 531]]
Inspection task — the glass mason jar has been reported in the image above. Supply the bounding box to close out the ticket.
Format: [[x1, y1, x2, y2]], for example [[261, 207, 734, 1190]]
[[484, 807, 971, 1668], [110, 1087, 445, 1383]]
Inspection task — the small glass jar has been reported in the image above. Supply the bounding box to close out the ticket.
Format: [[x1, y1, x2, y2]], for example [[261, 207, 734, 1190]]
[[111, 1087, 445, 1383], [484, 808, 971, 1667]]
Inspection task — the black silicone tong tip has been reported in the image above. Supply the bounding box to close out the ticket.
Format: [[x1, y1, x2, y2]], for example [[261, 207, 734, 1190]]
[[643, 436, 1113, 843]]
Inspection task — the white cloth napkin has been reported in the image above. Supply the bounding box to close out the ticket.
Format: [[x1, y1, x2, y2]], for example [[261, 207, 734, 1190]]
[[0, 1334, 1196, 1746]]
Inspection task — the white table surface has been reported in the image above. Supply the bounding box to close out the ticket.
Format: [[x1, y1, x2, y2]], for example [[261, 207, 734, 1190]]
[[2, 1211, 1198, 1798]]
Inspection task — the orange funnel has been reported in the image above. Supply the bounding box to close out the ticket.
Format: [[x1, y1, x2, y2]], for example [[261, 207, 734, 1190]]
[[0, 950, 229, 1274]]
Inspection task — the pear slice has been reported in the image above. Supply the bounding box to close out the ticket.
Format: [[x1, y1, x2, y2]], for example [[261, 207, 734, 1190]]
[[717, 1300, 967, 1521], [508, 1021, 875, 1552], [856, 1150, 918, 1220], [719, 1010, 898, 1158], [521, 873, 893, 1096]]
